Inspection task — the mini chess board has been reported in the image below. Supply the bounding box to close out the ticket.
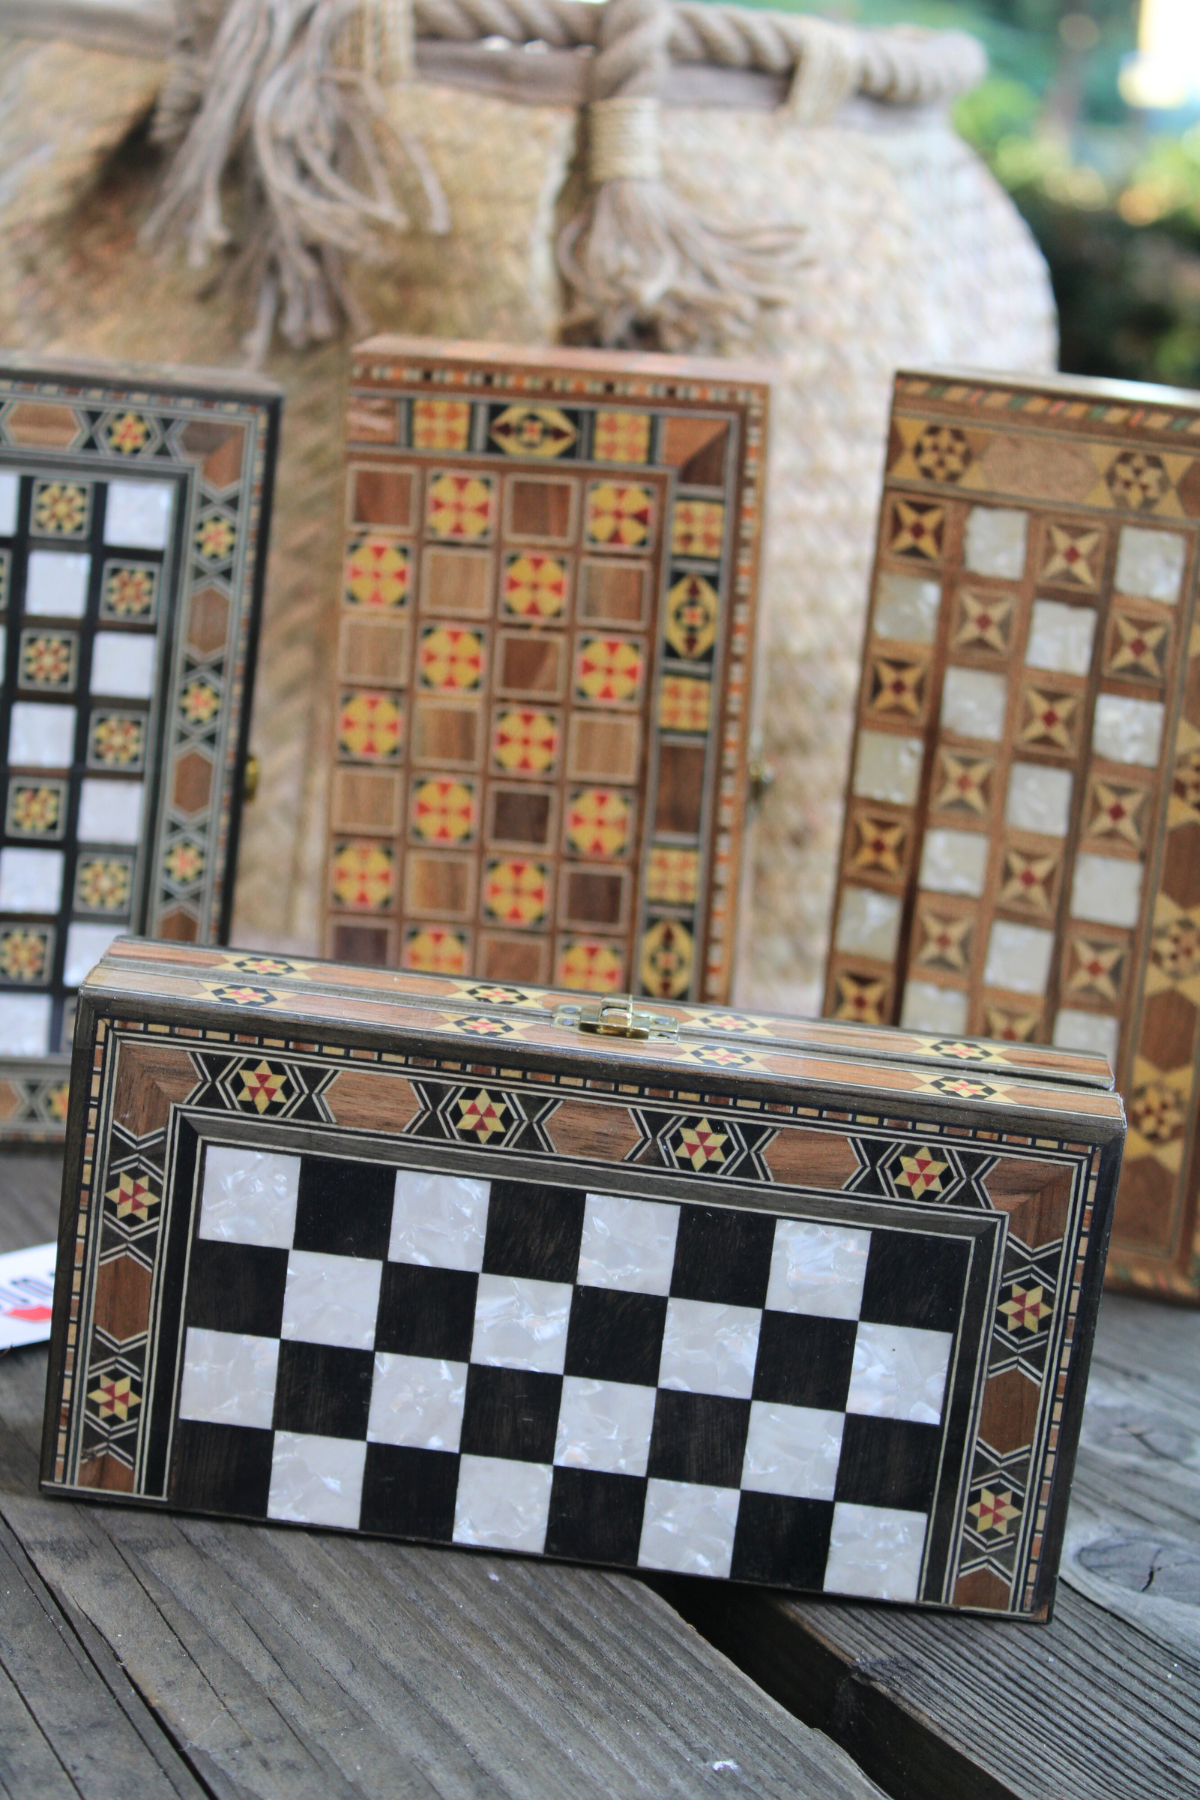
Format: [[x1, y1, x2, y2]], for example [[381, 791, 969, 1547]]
[[172, 1152, 975, 1596], [0, 356, 279, 1138], [43, 938, 1124, 1618], [825, 368, 1200, 1298], [323, 338, 768, 1004]]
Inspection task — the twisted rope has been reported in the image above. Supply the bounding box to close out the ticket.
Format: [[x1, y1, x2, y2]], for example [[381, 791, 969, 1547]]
[[150, 0, 985, 356], [407, 0, 985, 106]]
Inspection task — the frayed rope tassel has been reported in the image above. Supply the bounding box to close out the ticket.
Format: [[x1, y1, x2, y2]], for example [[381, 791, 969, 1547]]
[[558, 94, 807, 350]]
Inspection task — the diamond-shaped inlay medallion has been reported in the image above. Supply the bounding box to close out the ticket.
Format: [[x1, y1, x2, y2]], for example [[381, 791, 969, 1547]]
[[933, 751, 993, 817], [1065, 934, 1125, 1002], [888, 499, 944, 560], [915, 909, 972, 973], [1106, 612, 1169, 682], [982, 1002, 1042, 1042], [867, 657, 927, 719], [1084, 777, 1148, 849], [1039, 523, 1102, 589], [832, 971, 889, 1024], [850, 813, 907, 875], [1019, 684, 1079, 752], [997, 847, 1059, 918], [953, 591, 1014, 654]]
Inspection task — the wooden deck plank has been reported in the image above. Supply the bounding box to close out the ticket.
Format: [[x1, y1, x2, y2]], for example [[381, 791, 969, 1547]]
[[0, 1152, 886, 1800], [0, 1514, 206, 1800], [0, 1150, 61, 1253], [660, 1290, 1200, 1800], [0, 1652, 80, 1800]]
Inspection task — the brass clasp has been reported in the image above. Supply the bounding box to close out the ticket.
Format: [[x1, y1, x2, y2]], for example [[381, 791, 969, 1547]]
[[552, 995, 679, 1042]]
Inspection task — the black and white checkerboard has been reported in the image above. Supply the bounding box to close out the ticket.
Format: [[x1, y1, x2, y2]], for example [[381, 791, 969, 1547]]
[[172, 1147, 971, 1600]]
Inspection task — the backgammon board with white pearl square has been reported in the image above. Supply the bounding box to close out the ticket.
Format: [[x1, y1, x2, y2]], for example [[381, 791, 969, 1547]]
[[0, 355, 279, 1137], [825, 367, 1200, 1297]]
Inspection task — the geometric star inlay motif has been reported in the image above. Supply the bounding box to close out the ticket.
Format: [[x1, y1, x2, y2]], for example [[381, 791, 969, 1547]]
[[1085, 778, 1147, 848], [934, 751, 992, 816], [954, 590, 1014, 653]]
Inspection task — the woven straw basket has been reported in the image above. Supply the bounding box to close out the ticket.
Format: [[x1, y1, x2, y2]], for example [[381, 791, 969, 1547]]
[[0, 16, 1055, 1006]]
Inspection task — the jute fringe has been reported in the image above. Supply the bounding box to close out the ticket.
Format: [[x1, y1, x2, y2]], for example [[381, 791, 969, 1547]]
[[149, 0, 984, 356]]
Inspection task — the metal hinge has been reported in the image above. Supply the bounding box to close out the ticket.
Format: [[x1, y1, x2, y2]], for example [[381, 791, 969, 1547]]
[[552, 995, 679, 1042]]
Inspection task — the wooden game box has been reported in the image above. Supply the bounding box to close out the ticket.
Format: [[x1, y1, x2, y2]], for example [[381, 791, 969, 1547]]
[[824, 367, 1200, 1299], [42, 937, 1123, 1619], [322, 336, 769, 1007], [0, 353, 281, 1140]]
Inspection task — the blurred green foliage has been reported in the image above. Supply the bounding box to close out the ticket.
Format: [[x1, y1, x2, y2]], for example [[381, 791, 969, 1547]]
[[719, 0, 1200, 389]]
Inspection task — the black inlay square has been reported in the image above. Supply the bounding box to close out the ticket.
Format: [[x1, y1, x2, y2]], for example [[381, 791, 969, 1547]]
[[834, 1415, 942, 1512], [564, 1287, 667, 1387], [730, 1492, 834, 1589], [646, 1391, 750, 1489], [752, 1312, 857, 1411], [669, 1206, 774, 1307], [293, 1155, 395, 1261], [185, 1239, 288, 1339], [546, 1468, 647, 1566], [359, 1444, 459, 1541], [375, 1262, 478, 1362], [273, 1341, 375, 1440], [859, 1231, 970, 1335], [171, 1420, 273, 1518], [482, 1181, 585, 1283], [461, 1366, 562, 1463]]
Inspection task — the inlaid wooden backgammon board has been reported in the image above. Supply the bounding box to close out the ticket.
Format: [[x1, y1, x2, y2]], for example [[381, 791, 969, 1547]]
[[322, 338, 768, 1006], [43, 937, 1122, 1618], [0, 355, 280, 1139], [824, 367, 1200, 1297]]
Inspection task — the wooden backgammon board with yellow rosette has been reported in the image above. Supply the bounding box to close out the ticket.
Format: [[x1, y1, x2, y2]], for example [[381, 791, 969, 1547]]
[[322, 338, 768, 1008]]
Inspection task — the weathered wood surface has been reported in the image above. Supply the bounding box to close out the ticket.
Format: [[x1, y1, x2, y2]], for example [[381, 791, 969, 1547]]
[[661, 1289, 1200, 1800], [0, 1153, 885, 1800]]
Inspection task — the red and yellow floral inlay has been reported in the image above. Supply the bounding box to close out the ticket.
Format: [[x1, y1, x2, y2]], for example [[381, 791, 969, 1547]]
[[404, 927, 468, 974], [345, 537, 409, 608], [557, 939, 624, 992], [671, 499, 724, 559], [575, 637, 642, 705], [658, 675, 711, 732], [585, 483, 652, 548], [503, 554, 566, 618], [412, 778, 474, 843], [565, 788, 629, 859], [493, 709, 558, 774], [338, 692, 401, 760], [646, 846, 698, 906], [412, 399, 471, 451], [483, 859, 548, 925], [418, 626, 484, 691], [428, 472, 493, 540], [593, 411, 651, 464], [332, 842, 394, 910]]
